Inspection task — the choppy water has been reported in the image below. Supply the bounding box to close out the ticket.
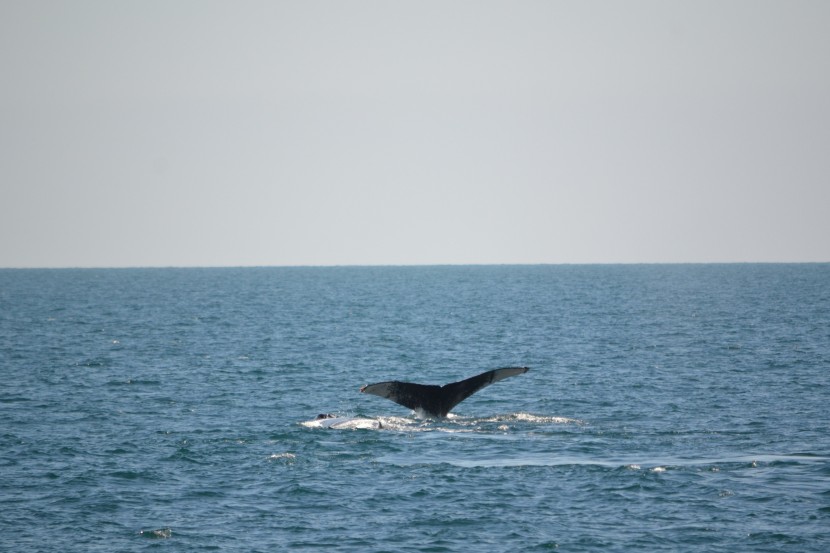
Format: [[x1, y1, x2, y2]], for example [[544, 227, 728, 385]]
[[1, 264, 829, 551]]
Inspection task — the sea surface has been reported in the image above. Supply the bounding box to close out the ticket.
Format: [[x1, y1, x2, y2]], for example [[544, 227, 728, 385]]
[[1, 264, 829, 552]]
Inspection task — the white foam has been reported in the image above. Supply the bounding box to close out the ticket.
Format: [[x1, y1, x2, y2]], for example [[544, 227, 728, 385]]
[[477, 412, 583, 425], [300, 412, 582, 432], [269, 452, 296, 460]]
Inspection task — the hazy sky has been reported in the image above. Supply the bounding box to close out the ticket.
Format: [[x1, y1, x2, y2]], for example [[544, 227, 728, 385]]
[[2, 1, 828, 267]]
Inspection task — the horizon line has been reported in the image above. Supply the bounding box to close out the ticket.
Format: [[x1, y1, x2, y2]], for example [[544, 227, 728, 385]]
[[1, 260, 828, 270]]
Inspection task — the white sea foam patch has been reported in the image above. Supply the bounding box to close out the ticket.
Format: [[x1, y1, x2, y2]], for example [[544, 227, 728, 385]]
[[364, 412, 581, 433], [365, 416, 471, 433], [299, 413, 581, 432], [479, 413, 583, 425], [376, 416, 425, 431], [269, 453, 296, 461]]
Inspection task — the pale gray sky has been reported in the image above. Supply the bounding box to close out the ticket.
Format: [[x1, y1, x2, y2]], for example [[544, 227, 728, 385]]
[[2, 1, 828, 267]]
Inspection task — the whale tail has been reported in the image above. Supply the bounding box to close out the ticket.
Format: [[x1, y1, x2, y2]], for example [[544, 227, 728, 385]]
[[360, 367, 529, 418]]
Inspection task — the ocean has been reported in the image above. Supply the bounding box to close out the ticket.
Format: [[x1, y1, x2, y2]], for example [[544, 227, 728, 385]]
[[1, 264, 828, 552]]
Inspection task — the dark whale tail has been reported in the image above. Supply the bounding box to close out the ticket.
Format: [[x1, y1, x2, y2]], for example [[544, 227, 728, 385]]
[[360, 367, 529, 418]]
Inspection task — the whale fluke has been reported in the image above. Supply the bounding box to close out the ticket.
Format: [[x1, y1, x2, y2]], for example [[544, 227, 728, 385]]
[[360, 367, 529, 418]]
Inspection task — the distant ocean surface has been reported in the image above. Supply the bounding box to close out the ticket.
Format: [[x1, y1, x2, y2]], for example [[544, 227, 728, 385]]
[[2, 264, 829, 552]]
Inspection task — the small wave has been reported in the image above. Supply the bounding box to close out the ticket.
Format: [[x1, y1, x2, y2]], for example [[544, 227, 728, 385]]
[[377, 452, 830, 470], [269, 453, 296, 461], [623, 464, 672, 472], [109, 470, 148, 480], [106, 378, 162, 387], [139, 527, 171, 539], [0, 396, 32, 404]]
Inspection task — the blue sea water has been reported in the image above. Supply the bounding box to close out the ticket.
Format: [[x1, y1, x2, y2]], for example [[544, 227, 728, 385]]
[[1, 264, 829, 552]]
